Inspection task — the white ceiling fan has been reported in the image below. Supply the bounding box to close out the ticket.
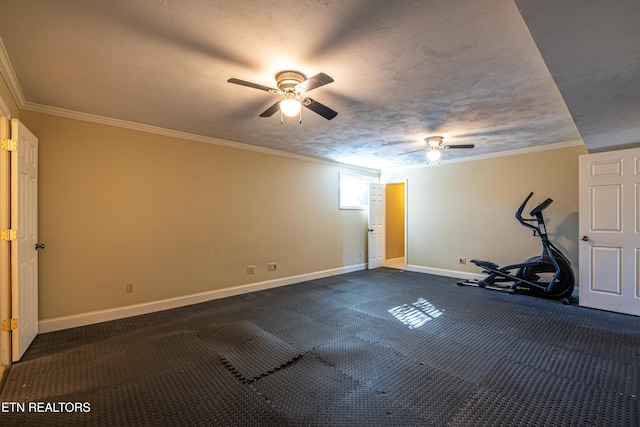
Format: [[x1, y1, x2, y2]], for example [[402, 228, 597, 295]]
[[227, 70, 337, 122], [400, 136, 475, 162]]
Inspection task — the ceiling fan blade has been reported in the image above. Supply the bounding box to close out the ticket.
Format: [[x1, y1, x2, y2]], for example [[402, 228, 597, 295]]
[[259, 102, 281, 117], [228, 78, 280, 93], [398, 147, 427, 155], [443, 144, 475, 149], [296, 73, 334, 93], [302, 98, 338, 120]]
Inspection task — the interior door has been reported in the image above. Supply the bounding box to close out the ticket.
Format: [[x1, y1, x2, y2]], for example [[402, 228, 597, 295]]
[[11, 119, 39, 361], [368, 183, 385, 269], [578, 148, 640, 316], [0, 117, 10, 365]]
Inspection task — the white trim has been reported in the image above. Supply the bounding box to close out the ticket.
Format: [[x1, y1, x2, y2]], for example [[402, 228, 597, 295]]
[[0, 93, 11, 120], [0, 38, 24, 108], [406, 264, 484, 281], [381, 179, 408, 273], [38, 264, 366, 333], [382, 140, 585, 174], [21, 101, 380, 176]]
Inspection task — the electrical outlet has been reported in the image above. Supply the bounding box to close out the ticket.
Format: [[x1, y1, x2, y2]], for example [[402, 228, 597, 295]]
[[126, 282, 135, 293], [247, 265, 255, 274], [458, 257, 467, 265], [268, 262, 277, 272]]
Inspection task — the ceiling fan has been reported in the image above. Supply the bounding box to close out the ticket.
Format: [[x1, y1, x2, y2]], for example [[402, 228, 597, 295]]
[[400, 136, 475, 162], [227, 70, 338, 122]]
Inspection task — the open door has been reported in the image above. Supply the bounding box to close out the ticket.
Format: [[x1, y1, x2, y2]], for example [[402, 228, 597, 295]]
[[578, 148, 640, 316], [6, 119, 39, 361], [368, 183, 385, 269], [0, 117, 10, 365]]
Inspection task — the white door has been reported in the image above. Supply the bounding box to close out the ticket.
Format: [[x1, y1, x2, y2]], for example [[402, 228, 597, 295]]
[[0, 117, 10, 365], [368, 183, 385, 269], [11, 119, 39, 361], [579, 148, 640, 316]]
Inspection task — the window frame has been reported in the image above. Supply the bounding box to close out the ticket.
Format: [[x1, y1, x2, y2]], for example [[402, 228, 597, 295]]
[[339, 172, 376, 210]]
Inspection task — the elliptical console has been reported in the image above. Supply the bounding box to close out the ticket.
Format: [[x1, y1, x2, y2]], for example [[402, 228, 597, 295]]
[[457, 192, 575, 302]]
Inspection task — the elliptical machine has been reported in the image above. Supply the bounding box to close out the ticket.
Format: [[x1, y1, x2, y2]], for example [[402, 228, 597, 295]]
[[457, 192, 575, 302]]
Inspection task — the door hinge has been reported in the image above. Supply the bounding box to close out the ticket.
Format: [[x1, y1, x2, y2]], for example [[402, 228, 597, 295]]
[[1, 138, 17, 151], [1, 318, 17, 331], [1, 229, 17, 241]]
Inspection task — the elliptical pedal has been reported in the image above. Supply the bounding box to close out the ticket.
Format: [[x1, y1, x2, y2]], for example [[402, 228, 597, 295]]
[[471, 260, 499, 270]]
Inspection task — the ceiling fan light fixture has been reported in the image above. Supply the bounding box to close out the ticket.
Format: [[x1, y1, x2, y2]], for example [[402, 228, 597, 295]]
[[426, 148, 441, 162], [280, 98, 302, 117]]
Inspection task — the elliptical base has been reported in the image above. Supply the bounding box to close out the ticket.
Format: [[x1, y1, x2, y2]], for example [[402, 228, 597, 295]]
[[457, 278, 573, 305], [457, 278, 521, 294]]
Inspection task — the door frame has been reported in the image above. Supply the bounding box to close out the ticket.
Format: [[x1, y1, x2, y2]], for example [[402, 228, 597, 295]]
[[382, 179, 408, 269]]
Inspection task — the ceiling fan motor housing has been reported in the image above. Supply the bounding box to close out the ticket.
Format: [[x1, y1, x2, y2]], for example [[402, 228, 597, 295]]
[[276, 70, 307, 92], [426, 136, 444, 148]]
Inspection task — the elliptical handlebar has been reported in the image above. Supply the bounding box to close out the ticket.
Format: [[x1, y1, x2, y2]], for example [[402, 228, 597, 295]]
[[515, 192, 554, 234], [515, 192, 537, 230]]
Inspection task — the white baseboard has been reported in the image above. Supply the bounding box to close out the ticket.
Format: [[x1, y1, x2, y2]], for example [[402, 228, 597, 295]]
[[39, 264, 366, 333], [406, 264, 485, 281]]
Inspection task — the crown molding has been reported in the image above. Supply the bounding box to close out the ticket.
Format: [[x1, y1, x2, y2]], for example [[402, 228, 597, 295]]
[[21, 101, 380, 176], [381, 139, 585, 174], [0, 37, 25, 109]]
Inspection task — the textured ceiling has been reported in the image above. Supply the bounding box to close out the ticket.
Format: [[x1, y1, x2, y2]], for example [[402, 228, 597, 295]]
[[0, 0, 635, 170], [516, 0, 640, 153]]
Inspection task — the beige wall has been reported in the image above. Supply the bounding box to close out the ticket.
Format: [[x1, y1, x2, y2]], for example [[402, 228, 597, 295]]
[[20, 111, 370, 320], [385, 183, 405, 259], [382, 145, 587, 277]]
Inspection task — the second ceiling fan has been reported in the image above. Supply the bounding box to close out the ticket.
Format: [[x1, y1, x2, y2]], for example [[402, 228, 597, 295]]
[[228, 70, 338, 122], [400, 136, 475, 162]]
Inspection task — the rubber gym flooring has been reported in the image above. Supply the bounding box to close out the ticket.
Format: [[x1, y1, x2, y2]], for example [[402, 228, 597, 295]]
[[1, 268, 639, 426]]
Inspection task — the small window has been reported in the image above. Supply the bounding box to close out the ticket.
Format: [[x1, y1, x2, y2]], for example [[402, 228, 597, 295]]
[[339, 172, 375, 209]]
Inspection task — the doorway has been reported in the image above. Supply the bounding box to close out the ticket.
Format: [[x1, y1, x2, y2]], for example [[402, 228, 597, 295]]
[[385, 182, 406, 269]]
